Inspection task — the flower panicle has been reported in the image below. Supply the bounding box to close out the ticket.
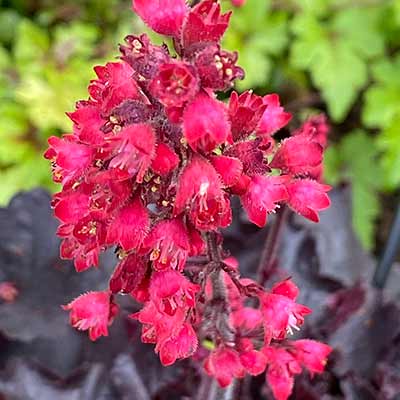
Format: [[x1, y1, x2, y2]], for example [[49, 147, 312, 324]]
[[46, 1, 332, 399]]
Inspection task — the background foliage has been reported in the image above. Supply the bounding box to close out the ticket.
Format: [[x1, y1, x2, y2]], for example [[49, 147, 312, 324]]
[[0, 0, 399, 249]]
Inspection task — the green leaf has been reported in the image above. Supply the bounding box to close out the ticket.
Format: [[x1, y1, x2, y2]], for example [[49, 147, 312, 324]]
[[363, 54, 400, 128], [332, 7, 385, 59], [223, 5, 288, 90], [291, 9, 384, 122], [324, 130, 383, 250], [0, 9, 21, 45], [14, 19, 49, 73], [377, 113, 400, 189], [313, 41, 367, 121], [0, 156, 55, 205], [53, 22, 100, 62]]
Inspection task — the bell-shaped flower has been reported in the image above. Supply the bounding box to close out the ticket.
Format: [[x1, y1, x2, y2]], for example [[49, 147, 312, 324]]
[[63, 291, 119, 341], [286, 179, 331, 222], [174, 156, 232, 230], [106, 197, 149, 251], [108, 123, 156, 183], [149, 61, 199, 107], [240, 175, 288, 227], [258, 94, 292, 136], [183, 93, 231, 153], [182, 0, 231, 50], [132, 0, 188, 37]]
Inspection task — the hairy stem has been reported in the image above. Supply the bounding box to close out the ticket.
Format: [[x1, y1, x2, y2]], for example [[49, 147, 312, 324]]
[[206, 232, 235, 344], [256, 206, 289, 287]]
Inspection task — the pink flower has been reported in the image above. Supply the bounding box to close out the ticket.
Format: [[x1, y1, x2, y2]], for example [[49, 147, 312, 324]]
[[225, 139, 268, 177], [106, 197, 149, 251], [144, 218, 191, 271], [183, 93, 231, 153], [53, 192, 90, 224], [182, 0, 232, 50], [260, 279, 312, 341], [204, 347, 245, 387], [258, 94, 292, 136], [158, 322, 198, 366], [44, 136, 93, 185], [89, 62, 141, 115], [294, 114, 329, 149], [286, 179, 331, 222], [108, 124, 156, 183], [229, 91, 266, 140], [292, 339, 332, 374], [263, 346, 301, 400], [109, 253, 148, 294], [120, 34, 169, 81], [149, 61, 199, 107], [132, 0, 188, 37], [174, 156, 231, 230], [149, 270, 199, 313], [67, 103, 104, 146], [210, 155, 243, 187], [263, 340, 331, 400], [151, 143, 180, 176], [63, 291, 119, 341], [270, 135, 323, 176], [240, 175, 288, 227], [194, 45, 244, 91], [240, 349, 268, 376]]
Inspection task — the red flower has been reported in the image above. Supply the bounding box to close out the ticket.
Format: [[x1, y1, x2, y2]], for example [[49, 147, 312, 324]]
[[120, 34, 169, 81], [292, 339, 332, 374], [145, 218, 191, 271], [53, 192, 90, 224], [263, 346, 301, 400], [240, 349, 268, 376], [260, 279, 311, 341], [240, 175, 288, 227], [89, 62, 141, 115], [149, 270, 199, 313], [106, 197, 149, 251], [182, 0, 231, 50], [258, 94, 292, 136], [194, 45, 244, 91], [151, 143, 180, 176], [174, 156, 231, 230], [225, 139, 268, 177], [229, 91, 266, 140], [108, 124, 156, 183], [294, 114, 329, 149], [63, 291, 119, 341], [204, 347, 245, 387], [109, 253, 148, 294], [270, 135, 323, 176], [67, 103, 104, 146], [149, 61, 199, 107], [132, 0, 188, 37], [210, 155, 243, 187], [286, 179, 331, 222], [45, 136, 93, 185], [183, 93, 231, 153], [158, 322, 198, 366]]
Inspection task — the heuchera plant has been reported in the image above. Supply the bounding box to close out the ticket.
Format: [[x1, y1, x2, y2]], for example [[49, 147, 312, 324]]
[[45, 1, 332, 399]]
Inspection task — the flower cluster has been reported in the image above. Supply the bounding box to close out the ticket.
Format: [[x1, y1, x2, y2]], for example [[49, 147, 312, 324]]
[[45, 1, 331, 399]]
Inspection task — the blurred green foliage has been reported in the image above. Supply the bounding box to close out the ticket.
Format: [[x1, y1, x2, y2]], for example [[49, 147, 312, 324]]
[[0, 0, 399, 249], [223, 0, 400, 249]]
